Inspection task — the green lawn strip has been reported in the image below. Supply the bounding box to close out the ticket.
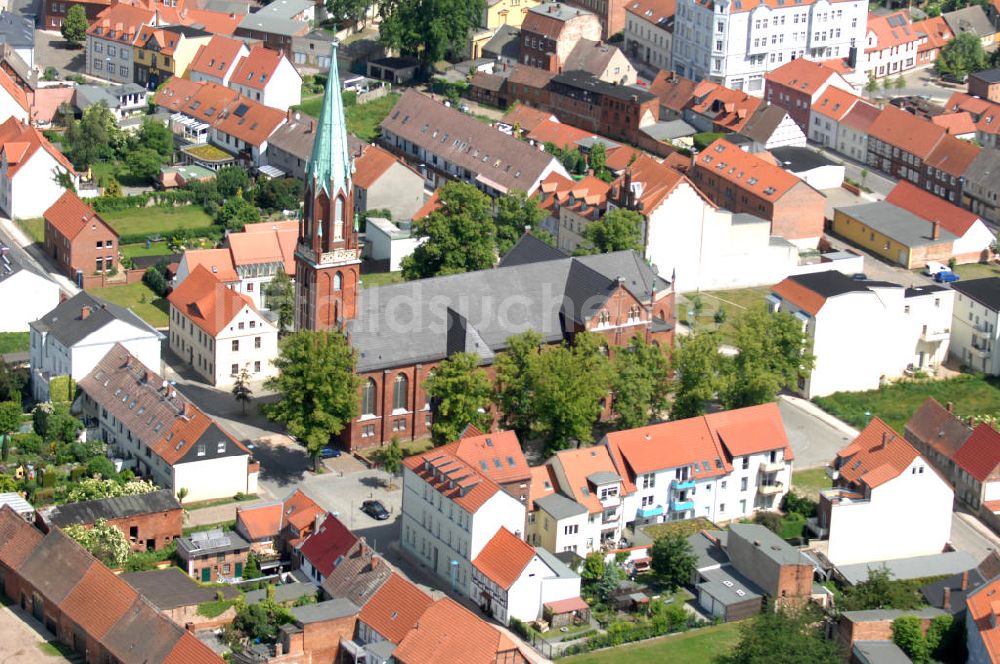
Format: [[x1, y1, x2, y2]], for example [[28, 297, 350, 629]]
[[792, 467, 832, 500], [0, 332, 29, 354], [183, 520, 237, 536], [360, 271, 404, 288], [642, 517, 717, 540], [101, 205, 214, 237], [779, 512, 807, 539], [121, 241, 172, 259], [15, 218, 44, 244], [184, 493, 258, 511], [677, 286, 771, 343], [197, 598, 237, 618], [562, 621, 742, 664], [812, 374, 1000, 433], [296, 91, 400, 142], [38, 641, 75, 658], [953, 262, 1000, 281], [87, 282, 169, 328]]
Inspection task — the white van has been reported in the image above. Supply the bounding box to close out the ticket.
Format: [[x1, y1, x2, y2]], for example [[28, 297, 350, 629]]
[[924, 261, 948, 276]]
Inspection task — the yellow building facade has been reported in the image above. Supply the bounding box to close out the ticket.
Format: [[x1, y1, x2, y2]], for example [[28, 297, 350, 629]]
[[134, 27, 212, 89], [832, 204, 956, 269], [470, 0, 541, 59]]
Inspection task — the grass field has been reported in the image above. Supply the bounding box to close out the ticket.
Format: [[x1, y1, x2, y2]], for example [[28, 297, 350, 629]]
[[953, 262, 1000, 281], [813, 374, 1000, 433], [15, 218, 44, 244], [0, 332, 29, 354], [121, 241, 171, 259], [297, 91, 401, 142], [102, 206, 214, 236], [792, 467, 832, 500], [361, 271, 404, 288], [677, 286, 771, 343], [88, 282, 169, 328], [562, 621, 742, 664], [642, 517, 717, 540]]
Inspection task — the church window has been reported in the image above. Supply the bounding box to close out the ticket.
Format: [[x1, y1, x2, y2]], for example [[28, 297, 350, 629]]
[[334, 197, 344, 240], [334, 271, 342, 291], [361, 379, 376, 416], [393, 374, 409, 411]]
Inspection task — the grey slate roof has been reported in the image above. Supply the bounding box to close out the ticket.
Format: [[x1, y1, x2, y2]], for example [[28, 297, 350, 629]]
[[963, 147, 1000, 198], [497, 233, 568, 268], [32, 291, 162, 349], [347, 241, 664, 372], [238, 12, 307, 36], [0, 242, 49, 286], [121, 567, 240, 609], [838, 551, 978, 585], [535, 546, 579, 579], [728, 523, 810, 566], [971, 69, 1000, 85], [483, 25, 520, 60], [290, 597, 359, 623], [688, 530, 729, 570], [177, 528, 249, 558], [0, 11, 32, 49], [255, 0, 312, 19], [102, 596, 182, 664], [75, 83, 146, 111], [951, 277, 1000, 312], [943, 5, 994, 38], [837, 201, 958, 248], [17, 529, 94, 603], [640, 119, 697, 141], [771, 146, 838, 173], [587, 471, 621, 486], [841, 607, 946, 622], [853, 640, 913, 664], [551, 70, 657, 103], [320, 539, 392, 607], [44, 490, 181, 528], [737, 105, 789, 145], [246, 581, 319, 605], [534, 493, 587, 520]]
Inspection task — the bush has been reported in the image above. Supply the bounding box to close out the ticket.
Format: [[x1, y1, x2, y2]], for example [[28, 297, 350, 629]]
[[782, 492, 818, 518], [753, 511, 783, 534], [12, 432, 43, 455], [143, 260, 170, 297]]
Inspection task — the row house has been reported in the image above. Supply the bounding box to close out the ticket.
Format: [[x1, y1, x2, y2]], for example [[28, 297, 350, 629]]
[[77, 344, 259, 502], [770, 271, 954, 398], [689, 137, 826, 247], [969, 68, 1000, 103], [519, 2, 601, 71], [864, 12, 921, 79], [536, 171, 611, 253], [132, 24, 212, 90], [914, 16, 953, 67], [0, 507, 224, 664], [963, 148, 1000, 224], [905, 397, 1000, 512], [683, 79, 761, 133], [39, 489, 183, 552], [0, 117, 80, 220], [818, 419, 954, 566], [43, 190, 118, 282], [228, 43, 302, 112], [166, 264, 280, 387], [944, 92, 1000, 149], [188, 34, 248, 86], [624, 0, 674, 74], [764, 58, 856, 132], [672, 0, 868, 94], [177, 528, 250, 582], [950, 277, 1000, 376], [807, 86, 873, 151], [85, 3, 153, 84], [235, 5, 310, 57], [297, 513, 357, 586], [544, 70, 659, 143], [235, 488, 324, 556]]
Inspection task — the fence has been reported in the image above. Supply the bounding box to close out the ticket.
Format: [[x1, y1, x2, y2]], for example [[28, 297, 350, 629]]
[[79, 267, 145, 290], [357, 84, 391, 105]]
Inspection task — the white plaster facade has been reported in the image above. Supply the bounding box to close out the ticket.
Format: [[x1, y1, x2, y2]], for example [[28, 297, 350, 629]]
[[625, 6, 673, 73], [174, 454, 259, 503], [229, 55, 302, 112], [949, 286, 1000, 375], [471, 551, 581, 624], [364, 217, 426, 273], [0, 84, 27, 124], [0, 267, 58, 333], [0, 143, 78, 220], [671, 0, 869, 94]]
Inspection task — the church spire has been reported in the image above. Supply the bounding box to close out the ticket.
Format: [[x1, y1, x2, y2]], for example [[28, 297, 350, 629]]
[[306, 41, 352, 197]]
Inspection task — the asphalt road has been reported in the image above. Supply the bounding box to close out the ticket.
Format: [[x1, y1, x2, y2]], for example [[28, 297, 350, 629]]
[[778, 396, 857, 470]]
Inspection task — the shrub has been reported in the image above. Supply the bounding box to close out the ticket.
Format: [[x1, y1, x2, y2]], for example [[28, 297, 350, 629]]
[[753, 511, 783, 534], [12, 432, 43, 455], [782, 492, 819, 518]]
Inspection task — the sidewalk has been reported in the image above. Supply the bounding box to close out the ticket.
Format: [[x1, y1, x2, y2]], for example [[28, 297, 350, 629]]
[[0, 216, 80, 295], [778, 394, 859, 439]]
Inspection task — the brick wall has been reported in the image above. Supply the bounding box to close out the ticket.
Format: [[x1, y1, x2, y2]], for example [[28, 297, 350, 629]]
[[770, 182, 826, 242], [837, 614, 937, 650], [765, 84, 812, 132], [969, 78, 1000, 103]]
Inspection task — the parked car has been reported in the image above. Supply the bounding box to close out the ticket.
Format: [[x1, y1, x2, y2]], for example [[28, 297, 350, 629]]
[[933, 270, 961, 283], [924, 261, 948, 276], [319, 446, 341, 459], [851, 273, 868, 281], [361, 500, 390, 520]]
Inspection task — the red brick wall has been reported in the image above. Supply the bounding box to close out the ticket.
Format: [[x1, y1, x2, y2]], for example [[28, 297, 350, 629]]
[[185, 550, 249, 583], [837, 614, 937, 650], [106, 508, 183, 552], [770, 181, 826, 242], [969, 78, 1000, 103], [764, 84, 811, 132], [44, 217, 118, 281]]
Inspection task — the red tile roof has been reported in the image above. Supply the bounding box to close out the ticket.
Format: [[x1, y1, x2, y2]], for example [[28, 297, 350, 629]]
[[914, 16, 953, 53], [0, 117, 75, 176], [836, 418, 919, 489], [625, 0, 676, 23], [167, 264, 256, 337], [214, 96, 286, 147], [393, 597, 528, 664], [648, 70, 698, 114], [237, 502, 282, 540], [0, 505, 43, 570], [953, 424, 1000, 483], [695, 138, 802, 200], [438, 428, 531, 486], [230, 44, 284, 92], [227, 222, 297, 275], [812, 87, 863, 122], [281, 489, 324, 533], [886, 181, 982, 236], [297, 514, 357, 577], [528, 118, 595, 148], [180, 8, 242, 35], [358, 573, 433, 643], [553, 445, 625, 511], [689, 81, 760, 131], [771, 276, 827, 316], [528, 464, 557, 510], [705, 402, 793, 460], [402, 449, 504, 513], [60, 563, 139, 639], [412, 190, 440, 221], [619, 153, 695, 213], [162, 631, 227, 664], [472, 527, 536, 590], [841, 101, 881, 133], [924, 133, 981, 177], [86, 2, 154, 42], [501, 105, 556, 132], [965, 576, 1000, 663], [765, 58, 842, 96], [188, 35, 246, 79], [353, 144, 402, 189], [180, 248, 238, 283], [932, 111, 977, 135], [867, 105, 946, 159], [44, 190, 118, 242], [866, 12, 922, 52]]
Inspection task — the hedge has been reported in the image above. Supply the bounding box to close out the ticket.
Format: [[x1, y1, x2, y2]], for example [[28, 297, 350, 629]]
[[118, 226, 223, 246], [561, 616, 698, 656], [91, 190, 199, 213]]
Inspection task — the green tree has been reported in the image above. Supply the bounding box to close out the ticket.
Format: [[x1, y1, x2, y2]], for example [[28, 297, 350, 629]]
[[864, 72, 879, 97], [379, 0, 486, 65], [722, 307, 814, 409], [892, 616, 929, 662], [53, 167, 76, 192], [61, 5, 88, 46], [532, 333, 612, 452], [232, 366, 253, 416], [65, 478, 157, 503], [125, 147, 163, 182], [263, 331, 361, 471], [927, 614, 965, 664], [580, 552, 606, 583], [493, 330, 543, 439], [243, 552, 262, 579], [935, 32, 988, 81], [716, 605, 841, 664], [234, 599, 294, 641], [841, 567, 925, 611], [65, 103, 122, 169], [575, 207, 643, 255], [85, 455, 117, 479], [0, 361, 27, 404], [670, 331, 723, 420], [139, 119, 175, 159], [176, 487, 188, 504], [894, 74, 907, 90], [263, 270, 295, 334], [64, 519, 131, 567], [494, 189, 546, 256], [103, 177, 122, 198], [0, 401, 21, 449], [253, 177, 303, 213], [589, 142, 612, 181], [612, 335, 670, 429], [216, 194, 260, 231], [650, 533, 696, 592], [216, 166, 251, 198], [401, 182, 496, 279], [424, 352, 492, 445], [326, 0, 368, 27], [32, 401, 81, 445], [378, 438, 403, 476]]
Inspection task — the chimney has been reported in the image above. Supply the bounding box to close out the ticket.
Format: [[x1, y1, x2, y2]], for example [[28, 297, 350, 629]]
[[931, 221, 940, 241], [943, 586, 952, 610], [946, 401, 954, 413], [314, 512, 326, 532], [81, 305, 91, 320], [881, 431, 889, 449], [962, 570, 970, 590]]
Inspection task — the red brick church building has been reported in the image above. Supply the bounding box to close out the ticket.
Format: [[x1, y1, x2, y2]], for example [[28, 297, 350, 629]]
[[296, 44, 677, 451]]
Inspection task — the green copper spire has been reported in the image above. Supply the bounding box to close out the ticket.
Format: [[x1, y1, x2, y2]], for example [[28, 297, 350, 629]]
[[306, 41, 352, 197]]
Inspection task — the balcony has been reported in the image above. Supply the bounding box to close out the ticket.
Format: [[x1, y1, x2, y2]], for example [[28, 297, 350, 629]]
[[758, 482, 784, 496], [670, 497, 695, 512], [921, 328, 950, 342], [759, 460, 784, 473], [971, 342, 992, 357], [672, 478, 695, 490]]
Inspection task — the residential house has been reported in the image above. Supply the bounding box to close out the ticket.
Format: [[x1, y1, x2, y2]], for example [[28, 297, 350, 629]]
[[471, 527, 581, 625], [864, 12, 922, 79], [885, 181, 995, 264], [943, 92, 1000, 149], [831, 201, 958, 269], [543, 70, 659, 143], [648, 69, 697, 120], [235, 3, 311, 57], [235, 488, 324, 556], [469, 0, 541, 60], [904, 397, 974, 492], [132, 24, 212, 90], [969, 68, 1000, 103], [915, 16, 954, 66], [319, 537, 392, 606], [354, 572, 433, 654], [0, 65, 28, 124], [73, 84, 148, 129], [364, 217, 425, 273], [352, 144, 426, 223], [683, 80, 761, 133], [690, 138, 827, 247], [807, 86, 867, 148], [765, 58, 857, 132], [167, 264, 280, 387], [539, 172, 611, 253], [0, 244, 59, 334], [438, 428, 533, 506], [965, 575, 1000, 664], [736, 104, 807, 149], [30, 292, 162, 402], [943, 5, 997, 48], [932, 111, 981, 142], [0, 11, 33, 69], [266, 111, 319, 180], [482, 24, 522, 64], [229, 44, 302, 112], [296, 513, 357, 585], [770, 272, 954, 397], [921, 551, 1000, 616], [78, 344, 259, 501], [0, 507, 225, 664], [951, 424, 1000, 512], [672, 0, 868, 94], [177, 528, 250, 582], [624, 0, 674, 74], [0, 117, 79, 220], [949, 277, 1000, 375], [379, 89, 569, 196], [818, 419, 954, 566], [188, 35, 249, 87], [39, 490, 183, 552], [963, 147, 1000, 224], [563, 39, 637, 85], [85, 2, 153, 84]]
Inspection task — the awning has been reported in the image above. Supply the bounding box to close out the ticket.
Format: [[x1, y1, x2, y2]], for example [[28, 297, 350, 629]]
[[544, 596, 589, 614], [257, 164, 286, 179]]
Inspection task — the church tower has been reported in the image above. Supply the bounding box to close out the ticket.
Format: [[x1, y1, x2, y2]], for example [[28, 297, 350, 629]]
[[295, 42, 360, 332]]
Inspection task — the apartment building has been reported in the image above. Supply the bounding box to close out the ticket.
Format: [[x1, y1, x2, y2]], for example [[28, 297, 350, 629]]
[[949, 278, 1000, 375], [765, 58, 856, 131], [672, 0, 867, 94], [963, 148, 1000, 224], [85, 3, 152, 84], [864, 12, 921, 78], [807, 86, 872, 149], [519, 2, 601, 71], [624, 0, 674, 73], [228, 43, 302, 112]]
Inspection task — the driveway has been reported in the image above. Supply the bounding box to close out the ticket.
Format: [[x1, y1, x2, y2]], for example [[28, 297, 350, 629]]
[[778, 395, 857, 469], [822, 232, 935, 287], [33, 31, 87, 77], [0, 604, 72, 663]]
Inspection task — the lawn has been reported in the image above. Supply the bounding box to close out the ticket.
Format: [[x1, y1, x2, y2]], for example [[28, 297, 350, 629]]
[[87, 281, 169, 328], [792, 467, 832, 500], [642, 517, 717, 540], [15, 217, 44, 244], [562, 621, 742, 664], [812, 374, 1000, 433], [677, 286, 771, 343], [101, 205, 214, 237], [296, 91, 401, 142], [953, 262, 1000, 281], [361, 271, 404, 288], [0, 332, 29, 354], [779, 511, 807, 539], [121, 241, 171, 259]]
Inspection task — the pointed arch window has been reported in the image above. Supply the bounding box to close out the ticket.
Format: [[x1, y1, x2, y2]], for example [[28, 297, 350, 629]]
[[598, 310, 611, 326], [334, 196, 344, 240], [334, 271, 343, 291], [361, 379, 377, 417], [393, 374, 409, 411]]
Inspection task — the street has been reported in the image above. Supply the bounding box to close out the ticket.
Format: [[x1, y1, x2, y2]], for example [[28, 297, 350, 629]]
[[778, 395, 858, 470]]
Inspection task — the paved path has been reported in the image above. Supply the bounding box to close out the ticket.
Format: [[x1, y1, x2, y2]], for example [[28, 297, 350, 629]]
[[778, 395, 857, 469], [951, 510, 1000, 559], [0, 218, 79, 295], [0, 604, 73, 663]]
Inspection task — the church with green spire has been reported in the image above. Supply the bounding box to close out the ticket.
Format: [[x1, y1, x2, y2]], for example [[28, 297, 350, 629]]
[[294, 41, 361, 332]]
